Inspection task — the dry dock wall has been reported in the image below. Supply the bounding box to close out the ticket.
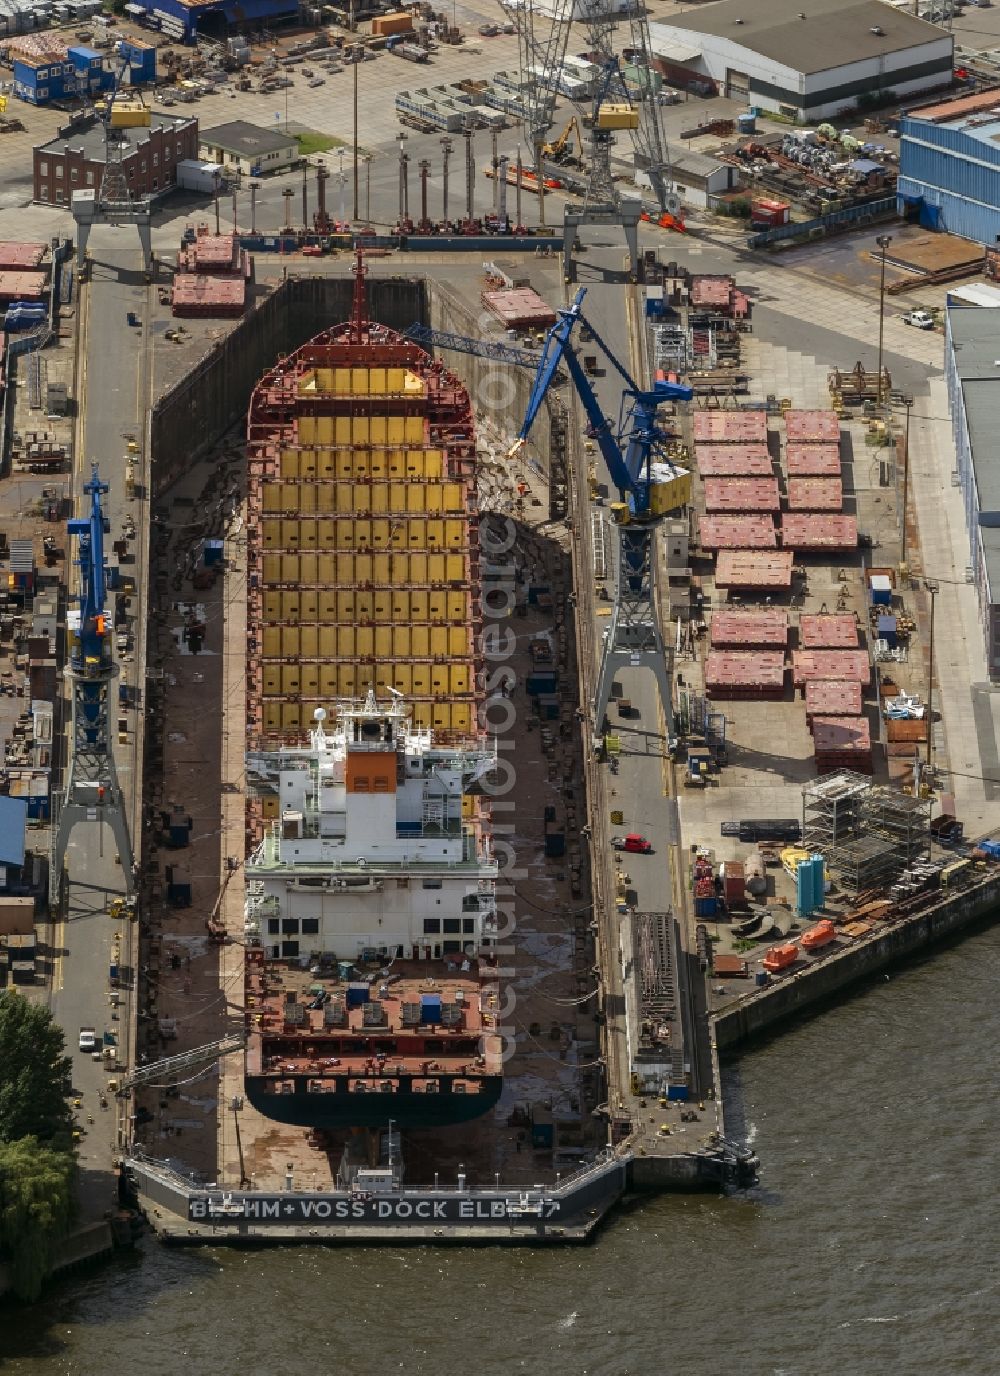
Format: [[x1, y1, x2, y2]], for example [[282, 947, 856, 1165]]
[[150, 273, 555, 497], [150, 275, 426, 495], [713, 871, 1000, 1051]]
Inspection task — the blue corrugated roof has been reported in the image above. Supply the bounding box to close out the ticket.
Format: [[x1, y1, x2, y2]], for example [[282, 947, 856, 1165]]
[[0, 795, 28, 866]]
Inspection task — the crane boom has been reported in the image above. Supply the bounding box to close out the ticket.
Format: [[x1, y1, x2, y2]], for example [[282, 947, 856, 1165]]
[[517, 288, 692, 516]]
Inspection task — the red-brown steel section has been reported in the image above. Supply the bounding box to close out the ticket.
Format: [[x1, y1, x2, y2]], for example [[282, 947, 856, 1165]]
[[781, 514, 858, 551], [785, 443, 841, 476], [715, 550, 794, 589], [784, 409, 841, 443], [786, 478, 844, 511], [705, 650, 786, 699], [799, 614, 859, 649], [693, 411, 768, 444], [696, 444, 773, 476], [805, 679, 863, 723], [710, 608, 788, 648], [703, 477, 781, 512], [792, 650, 871, 686], [813, 716, 873, 774], [699, 514, 777, 550]]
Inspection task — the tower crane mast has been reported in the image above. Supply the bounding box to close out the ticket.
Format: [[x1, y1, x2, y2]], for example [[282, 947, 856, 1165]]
[[515, 289, 692, 735]]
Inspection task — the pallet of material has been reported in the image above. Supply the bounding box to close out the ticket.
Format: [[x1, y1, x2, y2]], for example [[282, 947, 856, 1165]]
[[710, 608, 788, 648], [785, 443, 841, 476], [805, 679, 863, 724], [781, 513, 858, 551], [799, 614, 858, 649], [692, 411, 768, 444], [696, 444, 772, 476], [715, 550, 794, 590], [704, 477, 781, 513], [786, 478, 843, 512], [813, 715, 872, 774], [784, 409, 841, 443], [705, 650, 786, 699], [886, 717, 928, 743], [792, 650, 870, 686], [699, 514, 776, 550]]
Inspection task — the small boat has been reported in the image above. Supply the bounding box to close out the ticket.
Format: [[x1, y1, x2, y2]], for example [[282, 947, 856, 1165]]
[[801, 918, 837, 951], [780, 846, 811, 880], [762, 942, 799, 973]]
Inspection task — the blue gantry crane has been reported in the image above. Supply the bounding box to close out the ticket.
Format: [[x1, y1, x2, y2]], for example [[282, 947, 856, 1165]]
[[514, 287, 692, 734], [52, 464, 133, 901]]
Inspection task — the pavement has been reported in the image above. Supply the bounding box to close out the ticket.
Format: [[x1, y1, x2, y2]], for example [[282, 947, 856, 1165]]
[[47, 228, 153, 1221]]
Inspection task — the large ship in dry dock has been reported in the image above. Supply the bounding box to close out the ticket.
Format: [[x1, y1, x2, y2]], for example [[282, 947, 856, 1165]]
[[242, 254, 501, 1132]]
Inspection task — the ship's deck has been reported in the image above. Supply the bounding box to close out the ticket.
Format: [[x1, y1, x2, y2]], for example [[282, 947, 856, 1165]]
[[246, 955, 502, 1088]]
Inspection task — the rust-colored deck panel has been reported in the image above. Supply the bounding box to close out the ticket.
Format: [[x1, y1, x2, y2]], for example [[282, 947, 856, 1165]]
[[710, 608, 788, 648], [799, 614, 859, 649], [714, 550, 794, 589], [812, 716, 871, 752], [781, 514, 858, 550], [805, 679, 863, 719], [785, 444, 841, 476], [695, 444, 772, 476], [0, 242, 45, 269], [784, 410, 841, 444], [703, 477, 781, 512], [699, 514, 777, 550], [705, 650, 786, 697], [786, 478, 844, 512], [792, 650, 871, 686], [692, 411, 768, 444]]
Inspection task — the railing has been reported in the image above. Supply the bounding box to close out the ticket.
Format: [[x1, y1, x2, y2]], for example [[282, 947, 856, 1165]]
[[746, 196, 896, 249], [253, 823, 490, 871]]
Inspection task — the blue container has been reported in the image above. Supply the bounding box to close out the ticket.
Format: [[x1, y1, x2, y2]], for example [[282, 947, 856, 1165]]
[[755, 970, 770, 987], [876, 614, 897, 648], [869, 575, 892, 606], [337, 961, 353, 981], [737, 111, 756, 134], [421, 994, 442, 1023], [526, 672, 558, 695], [532, 1121, 554, 1148], [694, 895, 717, 917], [346, 981, 369, 1008], [203, 539, 224, 567], [545, 830, 565, 858], [666, 1084, 689, 1101]]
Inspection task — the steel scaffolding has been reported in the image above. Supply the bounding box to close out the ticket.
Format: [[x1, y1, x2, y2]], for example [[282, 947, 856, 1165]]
[[802, 771, 932, 894]]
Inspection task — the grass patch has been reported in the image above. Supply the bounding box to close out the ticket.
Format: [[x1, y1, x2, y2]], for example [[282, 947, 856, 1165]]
[[295, 131, 339, 156]]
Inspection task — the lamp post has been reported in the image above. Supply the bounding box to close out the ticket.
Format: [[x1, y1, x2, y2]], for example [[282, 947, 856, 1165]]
[[338, 147, 346, 229], [364, 153, 373, 228], [351, 0, 358, 221], [898, 394, 913, 569], [876, 232, 892, 407], [925, 578, 938, 775]]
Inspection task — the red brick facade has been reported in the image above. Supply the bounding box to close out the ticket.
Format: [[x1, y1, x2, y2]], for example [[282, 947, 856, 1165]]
[[33, 117, 199, 206]]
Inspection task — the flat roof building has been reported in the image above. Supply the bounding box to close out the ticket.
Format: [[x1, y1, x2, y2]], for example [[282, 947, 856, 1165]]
[[33, 113, 198, 206], [899, 88, 1000, 245], [945, 305, 1000, 678], [649, 0, 952, 122], [199, 121, 298, 176]]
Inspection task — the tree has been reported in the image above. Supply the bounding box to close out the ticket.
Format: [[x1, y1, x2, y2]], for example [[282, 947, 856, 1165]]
[[0, 992, 74, 1147], [0, 1136, 76, 1300]]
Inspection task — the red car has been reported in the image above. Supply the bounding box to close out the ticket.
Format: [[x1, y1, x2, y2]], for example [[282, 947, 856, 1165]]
[[612, 833, 653, 854]]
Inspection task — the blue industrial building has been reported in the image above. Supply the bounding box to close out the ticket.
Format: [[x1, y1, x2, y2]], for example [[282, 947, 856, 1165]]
[[117, 37, 157, 85], [13, 44, 113, 105], [898, 89, 1000, 244], [944, 305, 1000, 679], [128, 0, 297, 43]]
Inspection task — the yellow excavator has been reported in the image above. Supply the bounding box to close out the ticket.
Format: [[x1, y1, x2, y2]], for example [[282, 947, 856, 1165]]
[[542, 116, 583, 164]]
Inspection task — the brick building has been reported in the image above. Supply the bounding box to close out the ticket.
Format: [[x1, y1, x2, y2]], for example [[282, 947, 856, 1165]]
[[33, 114, 199, 207]]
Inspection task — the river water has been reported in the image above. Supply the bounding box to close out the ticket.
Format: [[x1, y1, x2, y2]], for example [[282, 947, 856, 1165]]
[[3, 926, 997, 1376]]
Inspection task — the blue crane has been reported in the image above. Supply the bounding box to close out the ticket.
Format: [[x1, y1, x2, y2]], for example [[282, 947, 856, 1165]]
[[67, 464, 112, 692], [516, 287, 692, 519], [514, 287, 692, 736], [402, 322, 551, 372], [54, 463, 134, 900]]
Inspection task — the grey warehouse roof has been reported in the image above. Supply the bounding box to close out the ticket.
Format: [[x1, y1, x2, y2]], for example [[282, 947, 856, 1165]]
[[36, 112, 194, 160], [950, 307, 1000, 519], [199, 121, 296, 156], [653, 0, 945, 75]]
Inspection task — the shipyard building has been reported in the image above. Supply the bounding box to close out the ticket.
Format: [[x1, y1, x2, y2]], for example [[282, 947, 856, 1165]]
[[945, 305, 1000, 680], [33, 113, 198, 205], [648, 0, 952, 121], [898, 90, 1000, 244]]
